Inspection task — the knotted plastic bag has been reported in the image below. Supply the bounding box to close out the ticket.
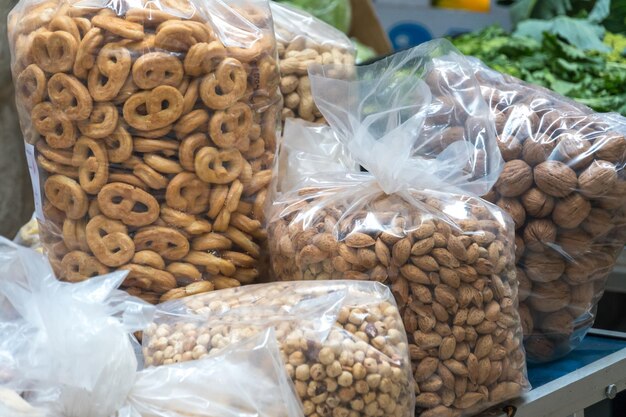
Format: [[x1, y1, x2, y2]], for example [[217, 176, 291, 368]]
[[0, 238, 303, 417], [268, 40, 530, 417]]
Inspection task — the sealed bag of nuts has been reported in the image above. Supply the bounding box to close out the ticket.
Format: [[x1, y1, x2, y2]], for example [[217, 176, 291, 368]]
[[271, 1, 355, 125], [143, 280, 415, 417], [8, 0, 282, 304], [466, 59, 626, 363], [268, 40, 530, 417], [0, 238, 303, 417]]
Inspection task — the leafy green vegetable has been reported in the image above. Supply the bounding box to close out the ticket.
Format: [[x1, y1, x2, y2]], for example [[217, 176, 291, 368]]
[[514, 16, 609, 51], [274, 0, 352, 33], [451, 26, 626, 115]]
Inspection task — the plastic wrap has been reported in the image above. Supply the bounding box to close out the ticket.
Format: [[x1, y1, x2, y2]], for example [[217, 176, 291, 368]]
[[0, 238, 303, 417], [468, 59, 626, 363], [274, 0, 352, 34], [14, 214, 42, 252], [9, 0, 282, 304], [267, 40, 530, 417], [143, 280, 415, 417], [271, 2, 355, 124]]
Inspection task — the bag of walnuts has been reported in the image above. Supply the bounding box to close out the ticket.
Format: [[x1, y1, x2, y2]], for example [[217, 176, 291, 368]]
[[8, 0, 282, 304], [268, 40, 530, 417], [465, 59, 626, 363], [143, 280, 416, 417], [270, 1, 355, 125]]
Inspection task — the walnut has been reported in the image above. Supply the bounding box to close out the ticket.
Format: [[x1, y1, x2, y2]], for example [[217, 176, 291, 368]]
[[523, 219, 557, 252], [482, 189, 498, 204], [517, 267, 531, 302], [496, 197, 526, 229], [504, 104, 540, 140], [568, 282, 595, 315], [563, 255, 596, 285], [580, 208, 614, 237], [539, 309, 574, 339], [518, 302, 533, 336], [557, 229, 592, 257], [524, 334, 555, 362], [494, 109, 510, 133], [552, 130, 593, 170], [497, 135, 523, 161], [595, 133, 626, 163], [495, 160, 533, 197], [536, 110, 565, 135], [436, 126, 465, 150], [521, 188, 555, 218], [514, 234, 525, 262], [522, 134, 556, 166], [578, 160, 618, 198], [529, 279, 571, 313], [534, 161, 578, 198], [523, 250, 565, 283], [552, 193, 591, 229], [598, 179, 626, 210]]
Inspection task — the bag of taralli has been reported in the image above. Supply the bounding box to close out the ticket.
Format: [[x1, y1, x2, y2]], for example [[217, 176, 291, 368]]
[[8, 0, 282, 304], [464, 59, 626, 363], [142, 280, 416, 417], [0, 237, 303, 417], [270, 1, 355, 124], [267, 39, 530, 417]]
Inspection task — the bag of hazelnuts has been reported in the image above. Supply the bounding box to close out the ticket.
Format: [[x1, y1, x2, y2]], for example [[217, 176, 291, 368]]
[[267, 40, 530, 417], [270, 2, 355, 125], [466, 59, 626, 363], [9, 0, 282, 304], [143, 280, 416, 417]]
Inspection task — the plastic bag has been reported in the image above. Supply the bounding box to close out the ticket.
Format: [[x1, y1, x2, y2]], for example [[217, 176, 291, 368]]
[[8, 0, 282, 304], [274, 0, 352, 34], [14, 214, 42, 252], [271, 2, 355, 124], [267, 39, 530, 417], [467, 59, 626, 363], [0, 238, 303, 417], [143, 280, 415, 417]]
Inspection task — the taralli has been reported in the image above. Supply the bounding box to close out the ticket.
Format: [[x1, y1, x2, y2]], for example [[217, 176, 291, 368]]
[[85, 215, 135, 267], [61, 250, 108, 282], [143, 281, 416, 417]]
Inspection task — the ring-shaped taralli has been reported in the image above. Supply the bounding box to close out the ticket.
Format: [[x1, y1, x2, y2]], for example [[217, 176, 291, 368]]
[[207, 184, 228, 219], [134, 226, 190, 260], [154, 20, 212, 52], [200, 58, 247, 110], [131, 124, 173, 139], [49, 15, 80, 42], [85, 215, 135, 267], [166, 262, 202, 284], [32, 30, 78, 73], [105, 125, 133, 163], [133, 163, 169, 190], [16, 64, 47, 109], [91, 14, 145, 41], [108, 172, 148, 190], [48, 73, 93, 121], [134, 138, 179, 156], [73, 17, 92, 38], [37, 154, 79, 178], [36, 140, 74, 166], [184, 41, 226, 76], [72, 136, 109, 194], [97, 182, 160, 227], [194, 147, 245, 184], [73, 27, 103, 79], [123, 85, 184, 131], [31, 102, 77, 149], [88, 43, 132, 102], [61, 251, 109, 282], [209, 102, 253, 149], [120, 264, 177, 293], [182, 78, 201, 115], [77, 102, 118, 138], [166, 172, 210, 214], [132, 251, 165, 269], [174, 109, 209, 138], [179, 133, 210, 171], [44, 175, 88, 220], [132, 52, 184, 89], [143, 154, 183, 174], [62, 218, 90, 252]]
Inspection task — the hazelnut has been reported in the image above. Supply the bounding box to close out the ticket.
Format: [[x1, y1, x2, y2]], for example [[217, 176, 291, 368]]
[[495, 160, 533, 197], [517, 268, 531, 302], [497, 135, 523, 161], [521, 188, 555, 218], [523, 219, 557, 252], [522, 135, 556, 166], [595, 133, 626, 163], [518, 302, 533, 336], [523, 250, 565, 283], [539, 309, 574, 339], [551, 130, 593, 169], [529, 280, 571, 313], [552, 194, 591, 229], [557, 229, 592, 257], [534, 161, 578, 198], [496, 197, 526, 229], [580, 208, 614, 237], [578, 160, 617, 198]]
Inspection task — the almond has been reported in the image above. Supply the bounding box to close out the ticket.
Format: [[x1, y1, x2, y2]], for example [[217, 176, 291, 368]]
[[313, 233, 338, 252], [453, 309, 468, 326], [410, 283, 433, 304], [392, 237, 411, 266], [440, 267, 461, 288], [477, 357, 491, 385], [432, 248, 460, 268], [419, 375, 443, 392], [411, 237, 435, 256], [420, 405, 458, 417], [414, 331, 443, 349], [453, 342, 470, 361], [374, 238, 390, 266], [466, 353, 479, 383], [298, 245, 327, 265], [401, 264, 430, 284], [415, 356, 439, 382], [338, 244, 359, 264], [439, 336, 456, 360], [489, 382, 522, 402], [438, 362, 456, 390], [344, 232, 375, 248], [432, 302, 449, 322], [455, 392, 485, 409], [454, 376, 468, 397], [447, 235, 467, 261], [413, 222, 436, 239], [434, 285, 457, 308], [357, 248, 377, 268], [466, 308, 485, 326], [412, 255, 439, 271], [475, 335, 493, 359], [415, 393, 442, 408], [444, 359, 468, 376]]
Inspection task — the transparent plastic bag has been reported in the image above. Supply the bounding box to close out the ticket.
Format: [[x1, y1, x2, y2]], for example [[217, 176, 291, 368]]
[[466, 59, 626, 363], [14, 214, 42, 252], [274, 0, 352, 34], [270, 2, 355, 124], [0, 238, 304, 417], [267, 40, 530, 417], [143, 280, 415, 417], [9, 0, 282, 304]]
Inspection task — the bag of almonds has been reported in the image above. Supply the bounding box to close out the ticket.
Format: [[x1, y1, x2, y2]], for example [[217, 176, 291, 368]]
[[142, 280, 415, 417], [268, 40, 530, 417], [0, 238, 303, 417], [270, 1, 355, 125], [464, 59, 626, 363], [8, 0, 282, 304]]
